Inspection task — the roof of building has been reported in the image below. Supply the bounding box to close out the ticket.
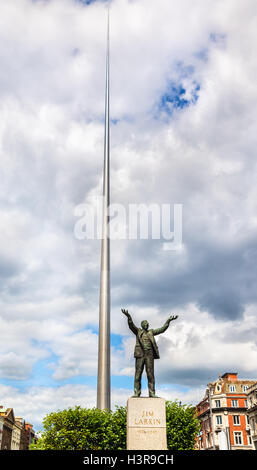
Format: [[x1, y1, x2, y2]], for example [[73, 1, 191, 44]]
[[221, 372, 238, 379], [0, 407, 8, 413], [246, 382, 257, 393]]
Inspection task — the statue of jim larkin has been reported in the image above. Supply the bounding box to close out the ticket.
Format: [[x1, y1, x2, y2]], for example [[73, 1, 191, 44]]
[[122, 309, 178, 398]]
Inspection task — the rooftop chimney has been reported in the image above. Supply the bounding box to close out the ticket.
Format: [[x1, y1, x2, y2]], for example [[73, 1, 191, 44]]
[[221, 372, 238, 382]]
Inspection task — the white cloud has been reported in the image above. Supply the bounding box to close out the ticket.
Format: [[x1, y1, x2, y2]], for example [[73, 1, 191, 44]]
[[156, 305, 257, 383], [0, 381, 202, 431], [0, 383, 97, 430], [117, 305, 257, 385]]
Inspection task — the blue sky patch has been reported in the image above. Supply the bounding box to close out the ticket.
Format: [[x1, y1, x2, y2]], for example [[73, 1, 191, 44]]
[[157, 81, 200, 117], [76, 0, 109, 5], [209, 32, 226, 46], [155, 60, 201, 119]]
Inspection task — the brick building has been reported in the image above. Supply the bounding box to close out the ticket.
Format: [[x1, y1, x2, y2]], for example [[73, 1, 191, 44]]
[[247, 382, 257, 450], [0, 413, 4, 449], [0, 407, 15, 450], [24, 422, 37, 448], [15, 417, 27, 450], [0, 406, 37, 450], [11, 418, 22, 450], [196, 372, 256, 450]]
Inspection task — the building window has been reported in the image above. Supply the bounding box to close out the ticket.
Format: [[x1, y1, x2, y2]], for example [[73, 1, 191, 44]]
[[234, 431, 243, 445], [244, 400, 248, 407], [216, 415, 222, 425], [215, 400, 221, 408], [251, 418, 255, 431], [246, 415, 250, 425], [233, 415, 240, 425], [231, 400, 238, 407], [230, 385, 236, 392], [243, 385, 248, 392]]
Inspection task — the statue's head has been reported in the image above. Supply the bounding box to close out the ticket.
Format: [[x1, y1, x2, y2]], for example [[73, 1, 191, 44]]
[[141, 320, 149, 331]]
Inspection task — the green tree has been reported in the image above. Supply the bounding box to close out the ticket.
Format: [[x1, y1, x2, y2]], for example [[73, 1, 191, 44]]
[[31, 401, 199, 450], [166, 400, 200, 450], [31, 406, 127, 450]]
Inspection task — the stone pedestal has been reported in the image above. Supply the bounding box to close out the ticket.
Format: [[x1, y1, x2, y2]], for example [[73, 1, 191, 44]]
[[126, 397, 167, 450]]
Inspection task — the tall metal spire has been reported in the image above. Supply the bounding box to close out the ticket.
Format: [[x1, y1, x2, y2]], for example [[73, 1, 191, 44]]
[[97, 7, 111, 411]]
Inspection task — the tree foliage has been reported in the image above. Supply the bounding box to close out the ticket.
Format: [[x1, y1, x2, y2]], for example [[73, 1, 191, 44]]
[[166, 400, 200, 450], [31, 400, 199, 450]]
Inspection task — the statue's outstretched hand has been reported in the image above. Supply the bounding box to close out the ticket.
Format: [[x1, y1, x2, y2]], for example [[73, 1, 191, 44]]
[[168, 315, 178, 323], [121, 308, 131, 319]]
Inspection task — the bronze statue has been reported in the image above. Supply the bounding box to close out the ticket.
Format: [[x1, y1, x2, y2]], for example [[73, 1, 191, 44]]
[[121, 309, 178, 398]]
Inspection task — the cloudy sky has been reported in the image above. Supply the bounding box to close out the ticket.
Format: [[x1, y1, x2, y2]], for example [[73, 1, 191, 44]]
[[1, 0, 257, 431]]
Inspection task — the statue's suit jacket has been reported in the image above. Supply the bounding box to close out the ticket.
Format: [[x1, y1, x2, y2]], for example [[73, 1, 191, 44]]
[[127, 317, 170, 360]]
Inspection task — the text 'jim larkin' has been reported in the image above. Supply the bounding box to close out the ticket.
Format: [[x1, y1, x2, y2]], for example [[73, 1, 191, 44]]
[[134, 410, 161, 426]]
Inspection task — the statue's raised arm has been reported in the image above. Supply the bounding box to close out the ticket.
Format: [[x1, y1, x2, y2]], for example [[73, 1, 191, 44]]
[[168, 314, 179, 323], [121, 308, 138, 335], [121, 308, 131, 319], [152, 314, 179, 336]]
